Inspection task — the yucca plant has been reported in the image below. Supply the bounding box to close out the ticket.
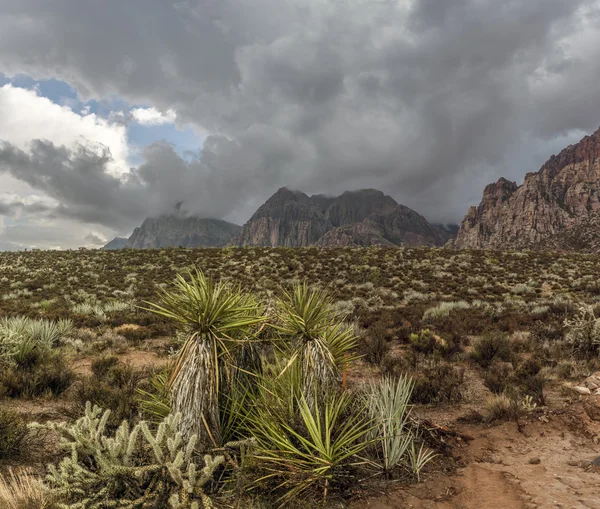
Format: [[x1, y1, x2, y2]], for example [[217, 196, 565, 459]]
[[275, 283, 359, 399], [365, 375, 415, 474], [248, 389, 372, 507], [137, 369, 171, 422], [144, 268, 267, 447], [0, 317, 57, 365]]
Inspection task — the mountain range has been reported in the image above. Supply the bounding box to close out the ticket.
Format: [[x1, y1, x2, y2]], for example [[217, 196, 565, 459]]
[[104, 188, 454, 249], [104, 125, 600, 253]]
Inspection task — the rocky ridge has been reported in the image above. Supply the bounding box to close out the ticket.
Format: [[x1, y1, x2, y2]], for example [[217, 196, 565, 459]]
[[104, 217, 241, 249], [454, 127, 600, 250], [234, 187, 453, 248]]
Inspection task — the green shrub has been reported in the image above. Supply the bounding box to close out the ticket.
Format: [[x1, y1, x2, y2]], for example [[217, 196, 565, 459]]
[[364, 375, 435, 477], [248, 389, 370, 506]]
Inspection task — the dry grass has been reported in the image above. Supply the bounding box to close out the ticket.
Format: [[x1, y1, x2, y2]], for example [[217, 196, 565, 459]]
[[0, 469, 54, 509], [485, 394, 512, 421]]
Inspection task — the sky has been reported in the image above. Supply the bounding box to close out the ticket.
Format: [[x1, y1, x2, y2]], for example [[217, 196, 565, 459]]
[[0, 0, 599, 249]]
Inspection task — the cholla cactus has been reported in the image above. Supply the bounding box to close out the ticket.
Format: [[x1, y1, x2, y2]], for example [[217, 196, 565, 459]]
[[32, 403, 224, 508], [564, 304, 600, 356]]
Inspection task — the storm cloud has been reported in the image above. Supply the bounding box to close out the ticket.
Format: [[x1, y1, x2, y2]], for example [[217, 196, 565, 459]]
[[0, 0, 600, 246]]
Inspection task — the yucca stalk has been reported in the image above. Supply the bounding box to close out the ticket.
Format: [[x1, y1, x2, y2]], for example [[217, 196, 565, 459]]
[[275, 283, 359, 401], [143, 268, 266, 447]]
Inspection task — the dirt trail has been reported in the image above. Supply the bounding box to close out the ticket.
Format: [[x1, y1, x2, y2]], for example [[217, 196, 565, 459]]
[[452, 463, 525, 509], [354, 400, 600, 509]]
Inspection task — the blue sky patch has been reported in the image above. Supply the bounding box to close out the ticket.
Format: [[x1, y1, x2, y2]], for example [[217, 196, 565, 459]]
[[1, 73, 204, 162]]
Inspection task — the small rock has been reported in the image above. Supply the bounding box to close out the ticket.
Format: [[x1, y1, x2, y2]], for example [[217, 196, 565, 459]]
[[572, 386, 591, 395], [584, 395, 600, 421], [591, 456, 600, 466], [583, 373, 600, 390], [529, 457, 541, 465]]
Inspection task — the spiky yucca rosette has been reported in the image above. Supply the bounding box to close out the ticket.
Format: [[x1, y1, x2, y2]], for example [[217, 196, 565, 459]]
[[275, 283, 359, 404]]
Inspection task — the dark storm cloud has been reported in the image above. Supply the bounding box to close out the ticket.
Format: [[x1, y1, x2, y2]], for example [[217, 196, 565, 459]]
[[0, 137, 290, 229], [0, 0, 599, 225], [0, 199, 53, 217]]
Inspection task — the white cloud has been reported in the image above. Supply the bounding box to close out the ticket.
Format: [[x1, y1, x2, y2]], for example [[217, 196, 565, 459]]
[[0, 84, 135, 249], [0, 84, 130, 175], [131, 107, 177, 126]]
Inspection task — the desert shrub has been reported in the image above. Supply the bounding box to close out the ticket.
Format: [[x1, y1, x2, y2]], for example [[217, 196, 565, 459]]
[[513, 358, 545, 405], [471, 332, 513, 368], [0, 354, 74, 398], [0, 469, 55, 509], [423, 301, 470, 322], [89, 330, 128, 354], [483, 362, 514, 395], [69, 357, 147, 427], [33, 404, 225, 508], [360, 323, 389, 364], [408, 328, 460, 358], [0, 408, 29, 460], [74, 328, 97, 343], [554, 359, 590, 380], [410, 363, 465, 404], [485, 393, 537, 423], [530, 321, 564, 344], [112, 324, 150, 343], [409, 328, 438, 354], [380, 353, 411, 378], [483, 358, 545, 405]]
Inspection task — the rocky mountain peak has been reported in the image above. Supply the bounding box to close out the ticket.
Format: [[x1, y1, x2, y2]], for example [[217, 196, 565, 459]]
[[235, 187, 453, 248]]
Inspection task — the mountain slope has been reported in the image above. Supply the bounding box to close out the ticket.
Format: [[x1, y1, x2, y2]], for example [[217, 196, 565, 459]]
[[127, 216, 240, 249], [454, 126, 600, 250], [234, 187, 331, 247], [102, 237, 129, 250], [317, 205, 452, 247], [322, 189, 398, 227]]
